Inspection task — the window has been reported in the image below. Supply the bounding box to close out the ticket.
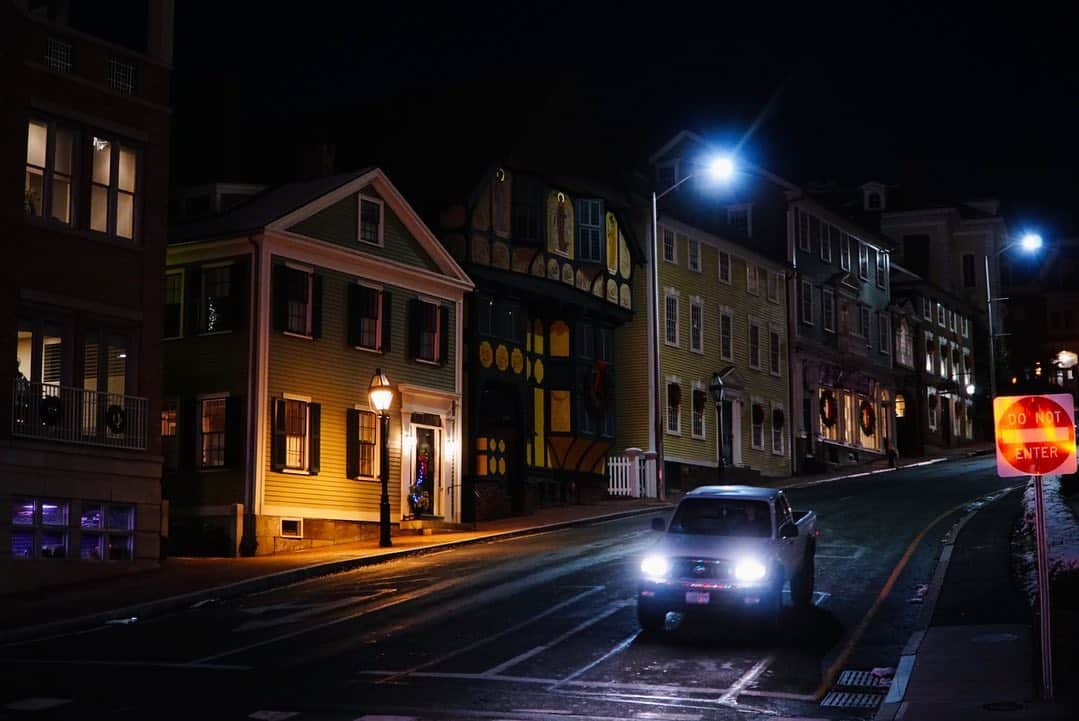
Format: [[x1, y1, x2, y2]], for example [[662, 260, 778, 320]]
[[728, 206, 750, 236], [718, 251, 731, 283], [962, 317, 969, 337], [577, 321, 595, 359], [937, 303, 945, 327], [666, 383, 681, 434], [771, 404, 784, 454], [898, 320, 914, 367], [769, 329, 782, 376], [90, 135, 139, 239], [107, 57, 136, 96], [840, 234, 851, 271], [866, 192, 882, 210], [349, 409, 378, 478], [949, 310, 957, 332], [798, 210, 810, 252], [927, 388, 937, 431], [766, 270, 779, 302], [285, 399, 308, 470], [822, 289, 835, 333], [749, 320, 761, 369], [939, 336, 948, 377], [878, 313, 890, 354], [821, 224, 835, 263], [281, 267, 314, 336], [800, 281, 813, 325], [161, 399, 178, 471], [163, 271, 184, 339], [199, 396, 227, 468], [412, 301, 443, 363], [11, 499, 68, 559], [80, 503, 134, 560], [662, 228, 676, 263], [747, 264, 759, 295], [876, 251, 888, 288], [664, 292, 679, 346], [688, 238, 701, 271], [45, 37, 72, 73], [200, 264, 232, 333], [720, 309, 733, 361], [690, 300, 703, 353], [858, 243, 870, 279], [962, 254, 975, 288], [512, 200, 538, 244], [859, 307, 870, 340], [359, 196, 383, 245], [576, 199, 603, 262], [692, 389, 706, 439], [25, 119, 74, 224], [922, 297, 932, 321], [807, 216, 819, 254], [925, 334, 935, 373], [895, 393, 906, 418], [751, 399, 765, 450], [349, 284, 386, 351]]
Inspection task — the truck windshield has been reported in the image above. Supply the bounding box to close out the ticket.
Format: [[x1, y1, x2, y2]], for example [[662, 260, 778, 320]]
[[668, 498, 771, 537]]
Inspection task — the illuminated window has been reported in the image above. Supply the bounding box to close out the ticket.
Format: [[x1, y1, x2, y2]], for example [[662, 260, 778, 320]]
[[90, 135, 139, 239], [895, 393, 905, 418], [161, 399, 178, 470], [25, 119, 73, 224], [200, 396, 227, 468]]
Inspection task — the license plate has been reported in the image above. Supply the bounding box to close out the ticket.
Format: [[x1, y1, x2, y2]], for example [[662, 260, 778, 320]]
[[685, 591, 710, 605]]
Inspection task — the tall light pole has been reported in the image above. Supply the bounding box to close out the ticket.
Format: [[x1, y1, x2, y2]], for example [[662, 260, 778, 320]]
[[985, 232, 1043, 399], [709, 370, 726, 484], [368, 368, 394, 547], [650, 156, 734, 500]]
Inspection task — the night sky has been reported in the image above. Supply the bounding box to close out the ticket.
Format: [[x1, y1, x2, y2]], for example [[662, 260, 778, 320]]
[[171, 4, 1077, 235]]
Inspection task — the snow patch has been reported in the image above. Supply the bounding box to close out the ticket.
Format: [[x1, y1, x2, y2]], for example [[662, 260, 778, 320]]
[[1016, 475, 1079, 604]]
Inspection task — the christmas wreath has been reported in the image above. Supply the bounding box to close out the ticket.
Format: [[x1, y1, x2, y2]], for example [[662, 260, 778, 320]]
[[586, 360, 615, 413], [819, 390, 838, 427], [859, 399, 876, 436], [41, 395, 62, 427], [752, 403, 765, 426], [772, 407, 785, 430]]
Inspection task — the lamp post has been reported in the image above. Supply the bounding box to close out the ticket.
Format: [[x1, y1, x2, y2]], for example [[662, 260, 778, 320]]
[[709, 371, 725, 484], [650, 156, 734, 500], [985, 232, 1043, 399], [368, 368, 394, 547]]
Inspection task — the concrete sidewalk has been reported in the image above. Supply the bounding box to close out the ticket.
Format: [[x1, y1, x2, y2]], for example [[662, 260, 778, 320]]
[[0, 443, 991, 645]]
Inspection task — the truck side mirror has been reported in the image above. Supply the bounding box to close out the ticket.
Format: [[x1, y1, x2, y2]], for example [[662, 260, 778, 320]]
[[651, 517, 666, 532], [779, 521, 798, 539]]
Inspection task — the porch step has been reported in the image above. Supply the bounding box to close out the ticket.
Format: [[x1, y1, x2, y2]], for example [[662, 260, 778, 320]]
[[399, 517, 473, 534]]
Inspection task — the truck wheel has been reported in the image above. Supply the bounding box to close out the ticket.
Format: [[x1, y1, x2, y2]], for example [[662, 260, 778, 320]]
[[792, 547, 816, 608], [637, 602, 666, 632]]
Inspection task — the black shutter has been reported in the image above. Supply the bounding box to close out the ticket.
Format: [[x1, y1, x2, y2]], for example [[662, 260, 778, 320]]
[[225, 396, 244, 469], [439, 305, 450, 366], [187, 266, 202, 335], [347, 284, 362, 348], [271, 398, 286, 471], [345, 408, 360, 479], [380, 290, 392, 353], [408, 299, 421, 360], [179, 395, 197, 471], [272, 266, 288, 332], [230, 261, 248, 330], [311, 274, 323, 338], [308, 402, 321, 475]]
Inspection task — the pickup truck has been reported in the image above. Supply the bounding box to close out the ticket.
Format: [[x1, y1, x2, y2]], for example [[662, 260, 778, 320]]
[[638, 485, 817, 631]]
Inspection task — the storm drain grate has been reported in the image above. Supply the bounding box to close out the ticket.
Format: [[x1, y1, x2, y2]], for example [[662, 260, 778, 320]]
[[836, 669, 892, 690], [820, 691, 884, 709]]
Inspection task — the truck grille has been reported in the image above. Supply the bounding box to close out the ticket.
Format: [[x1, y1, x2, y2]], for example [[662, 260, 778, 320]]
[[671, 558, 731, 580]]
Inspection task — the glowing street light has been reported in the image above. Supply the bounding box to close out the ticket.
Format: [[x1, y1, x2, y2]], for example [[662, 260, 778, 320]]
[[368, 368, 394, 547], [985, 233, 1044, 398], [1020, 233, 1043, 252], [709, 156, 735, 182]]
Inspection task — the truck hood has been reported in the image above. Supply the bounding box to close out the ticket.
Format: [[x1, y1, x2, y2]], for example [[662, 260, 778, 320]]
[[650, 533, 776, 561]]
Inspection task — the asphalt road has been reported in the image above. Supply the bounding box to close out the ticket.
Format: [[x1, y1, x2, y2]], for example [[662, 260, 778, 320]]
[[0, 455, 1020, 721]]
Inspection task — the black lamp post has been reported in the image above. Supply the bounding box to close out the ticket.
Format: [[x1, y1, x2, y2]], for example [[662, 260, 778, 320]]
[[368, 368, 394, 547], [709, 371, 725, 483]]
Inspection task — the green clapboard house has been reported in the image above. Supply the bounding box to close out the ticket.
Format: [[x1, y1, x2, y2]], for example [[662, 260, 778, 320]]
[[165, 169, 473, 555]]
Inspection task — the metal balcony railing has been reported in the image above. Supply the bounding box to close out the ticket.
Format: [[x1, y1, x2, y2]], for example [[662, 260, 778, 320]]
[[11, 379, 148, 451]]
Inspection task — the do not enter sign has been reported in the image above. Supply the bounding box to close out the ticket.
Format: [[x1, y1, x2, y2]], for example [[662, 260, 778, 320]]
[[994, 393, 1077, 477]]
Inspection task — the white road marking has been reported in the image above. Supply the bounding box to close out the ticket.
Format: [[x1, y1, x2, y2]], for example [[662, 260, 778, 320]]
[[353, 716, 420, 721], [482, 600, 632, 676], [0, 658, 250, 670], [235, 590, 395, 632], [548, 631, 640, 690], [814, 544, 865, 560], [4, 698, 71, 711], [376, 586, 605, 684], [718, 654, 774, 704]]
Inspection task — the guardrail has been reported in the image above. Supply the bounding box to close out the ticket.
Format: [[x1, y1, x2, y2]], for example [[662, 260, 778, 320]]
[[11, 379, 148, 451]]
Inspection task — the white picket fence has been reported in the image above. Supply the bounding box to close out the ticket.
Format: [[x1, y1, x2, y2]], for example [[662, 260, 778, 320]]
[[607, 452, 658, 498]]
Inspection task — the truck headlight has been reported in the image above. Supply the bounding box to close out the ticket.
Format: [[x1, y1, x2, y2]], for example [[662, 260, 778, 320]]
[[734, 558, 767, 582], [641, 554, 670, 578]]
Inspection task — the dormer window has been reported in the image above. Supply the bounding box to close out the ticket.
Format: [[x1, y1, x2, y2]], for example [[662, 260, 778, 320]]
[[727, 205, 751, 237], [867, 193, 881, 210], [359, 195, 383, 246], [862, 184, 887, 211]]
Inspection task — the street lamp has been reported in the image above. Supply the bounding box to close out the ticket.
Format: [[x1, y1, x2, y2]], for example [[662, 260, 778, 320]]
[[368, 368, 394, 547], [650, 154, 735, 500], [985, 232, 1044, 399], [709, 371, 726, 483]]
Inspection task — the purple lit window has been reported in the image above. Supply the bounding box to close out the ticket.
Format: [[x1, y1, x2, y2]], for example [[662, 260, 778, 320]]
[[108, 505, 134, 531], [41, 501, 67, 526], [11, 530, 34, 558], [12, 500, 35, 525], [40, 531, 66, 559], [81, 505, 103, 529], [80, 534, 104, 561], [108, 535, 133, 561]]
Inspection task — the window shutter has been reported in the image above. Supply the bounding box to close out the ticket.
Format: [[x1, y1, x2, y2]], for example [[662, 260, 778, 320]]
[[272, 266, 288, 332], [575, 199, 586, 259], [311, 274, 323, 338], [308, 402, 321, 475], [347, 284, 362, 348], [225, 396, 244, 469], [380, 290, 392, 353], [409, 299, 421, 359], [346, 408, 360, 479], [179, 395, 197, 471], [230, 261, 248, 330], [271, 398, 286, 471], [438, 305, 450, 365], [187, 266, 202, 334]]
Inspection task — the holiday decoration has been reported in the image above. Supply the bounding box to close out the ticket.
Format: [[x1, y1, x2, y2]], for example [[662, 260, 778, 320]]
[[820, 390, 838, 427], [859, 399, 876, 435]]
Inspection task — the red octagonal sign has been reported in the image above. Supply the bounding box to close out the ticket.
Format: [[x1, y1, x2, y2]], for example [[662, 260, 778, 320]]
[[994, 394, 1077, 478]]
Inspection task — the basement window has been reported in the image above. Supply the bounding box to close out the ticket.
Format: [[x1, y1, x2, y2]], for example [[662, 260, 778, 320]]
[[280, 518, 303, 539]]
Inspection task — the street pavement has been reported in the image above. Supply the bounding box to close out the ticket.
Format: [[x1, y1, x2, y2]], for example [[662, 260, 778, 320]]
[[3, 449, 1074, 720]]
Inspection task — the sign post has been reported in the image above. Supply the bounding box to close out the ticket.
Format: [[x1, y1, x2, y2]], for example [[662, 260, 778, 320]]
[[993, 393, 1078, 702]]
